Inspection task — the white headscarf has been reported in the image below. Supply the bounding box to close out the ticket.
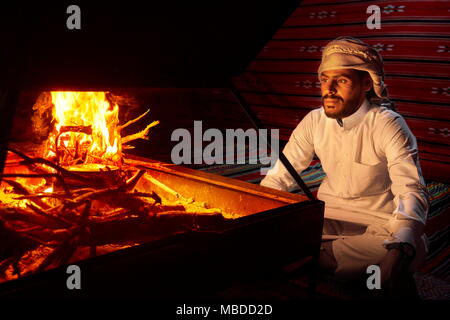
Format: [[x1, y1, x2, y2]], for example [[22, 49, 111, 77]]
[[318, 37, 388, 99]]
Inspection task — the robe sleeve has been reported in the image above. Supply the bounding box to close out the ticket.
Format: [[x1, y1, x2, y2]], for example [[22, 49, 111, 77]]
[[260, 111, 316, 192], [380, 113, 429, 250]]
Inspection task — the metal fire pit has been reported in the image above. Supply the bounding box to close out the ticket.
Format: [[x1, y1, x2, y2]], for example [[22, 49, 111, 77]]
[[0, 154, 324, 299]]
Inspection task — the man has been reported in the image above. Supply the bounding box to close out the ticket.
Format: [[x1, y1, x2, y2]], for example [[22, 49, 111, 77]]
[[260, 37, 429, 290]]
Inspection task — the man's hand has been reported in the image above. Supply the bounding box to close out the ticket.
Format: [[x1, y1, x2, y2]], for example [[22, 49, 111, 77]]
[[379, 248, 407, 287]]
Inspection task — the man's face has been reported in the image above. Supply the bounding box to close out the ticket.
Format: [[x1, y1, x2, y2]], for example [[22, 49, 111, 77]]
[[319, 69, 370, 119]]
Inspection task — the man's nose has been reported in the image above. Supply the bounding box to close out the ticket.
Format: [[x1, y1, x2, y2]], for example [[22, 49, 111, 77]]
[[323, 81, 337, 94]]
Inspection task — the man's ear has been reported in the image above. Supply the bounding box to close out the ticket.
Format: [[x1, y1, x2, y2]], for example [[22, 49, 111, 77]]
[[364, 74, 373, 92]]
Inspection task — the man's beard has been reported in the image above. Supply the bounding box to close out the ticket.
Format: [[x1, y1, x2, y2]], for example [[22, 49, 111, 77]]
[[322, 94, 360, 119]]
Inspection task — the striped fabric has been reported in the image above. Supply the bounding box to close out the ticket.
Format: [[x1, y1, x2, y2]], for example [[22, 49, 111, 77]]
[[232, 0, 450, 181]]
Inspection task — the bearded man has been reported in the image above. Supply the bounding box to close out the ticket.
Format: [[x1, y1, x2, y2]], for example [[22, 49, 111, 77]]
[[260, 37, 429, 292]]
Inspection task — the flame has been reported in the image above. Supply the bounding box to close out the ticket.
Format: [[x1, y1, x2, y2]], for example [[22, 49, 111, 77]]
[[43, 187, 53, 193], [1, 91, 160, 208], [43, 92, 121, 166]]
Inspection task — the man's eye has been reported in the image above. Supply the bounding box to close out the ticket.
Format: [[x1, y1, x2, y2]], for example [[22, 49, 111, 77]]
[[320, 78, 328, 83], [338, 79, 347, 83]]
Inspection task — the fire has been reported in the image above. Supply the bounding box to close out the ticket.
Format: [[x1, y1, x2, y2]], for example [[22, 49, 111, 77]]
[[43, 186, 53, 193], [1, 91, 159, 209], [43, 92, 121, 167], [0, 161, 48, 208]]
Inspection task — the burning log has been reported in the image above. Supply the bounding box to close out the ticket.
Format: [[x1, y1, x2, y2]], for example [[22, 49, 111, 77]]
[[121, 120, 160, 144], [26, 203, 76, 228], [118, 108, 160, 145], [1, 173, 72, 197], [29, 206, 91, 277], [118, 108, 150, 131], [2, 179, 51, 210], [7, 147, 95, 186], [142, 173, 183, 199], [59, 169, 147, 211]]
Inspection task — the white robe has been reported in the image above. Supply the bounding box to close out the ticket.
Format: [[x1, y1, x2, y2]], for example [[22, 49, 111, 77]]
[[260, 100, 429, 277]]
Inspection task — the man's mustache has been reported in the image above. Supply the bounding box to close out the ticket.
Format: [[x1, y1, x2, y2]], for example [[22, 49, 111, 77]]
[[322, 94, 343, 102]]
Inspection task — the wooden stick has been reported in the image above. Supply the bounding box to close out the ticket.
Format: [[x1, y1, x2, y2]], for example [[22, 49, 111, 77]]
[[0, 257, 18, 276], [31, 230, 80, 275], [7, 147, 91, 183], [26, 203, 76, 227], [118, 108, 150, 131], [121, 120, 160, 144], [79, 201, 91, 225], [2, 179, 51, 210], [88, 208, 131, 222], [2, 219, 56, 247], [6, 147, 107, 195], [20, 235, 66, 248], [14, 225, 41, 233], [130, 191, 162, 204], [142, 174, 182, 199], [0, 173, 71, 197], [16, 193, 73, 201], [0, 207, 52, 226], [71, 170, 145, 203], [124, 170, 146, 191]]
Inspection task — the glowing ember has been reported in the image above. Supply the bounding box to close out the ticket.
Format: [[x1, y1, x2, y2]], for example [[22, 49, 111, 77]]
[[43, 186, 53, 193], [42, 92, 121, 167]]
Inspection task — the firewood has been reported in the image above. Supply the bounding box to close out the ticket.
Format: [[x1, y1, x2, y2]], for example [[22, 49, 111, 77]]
[[88, 208, 132, 222], [142, 174, 183, 199], [2, 179, 51, 210], [0, 147, 238, 282], [0, 217, 39, 256], [7, 147, 91, 184], [16, 193, 73, 201], [0, 207, 65, 229], [124, 170, 146, 191], [152, 204, 186, 212], [30, 231, 80, 275], [71, 170, 145, 203], [130, 191, 162, 204], [26, 203, 75, 227], [1, 173, 72, 197], [118, 108, 150, 131], [121, 120, 160, 144]]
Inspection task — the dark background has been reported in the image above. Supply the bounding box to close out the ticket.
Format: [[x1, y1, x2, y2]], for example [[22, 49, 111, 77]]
[[0, 1, 298, 88]]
